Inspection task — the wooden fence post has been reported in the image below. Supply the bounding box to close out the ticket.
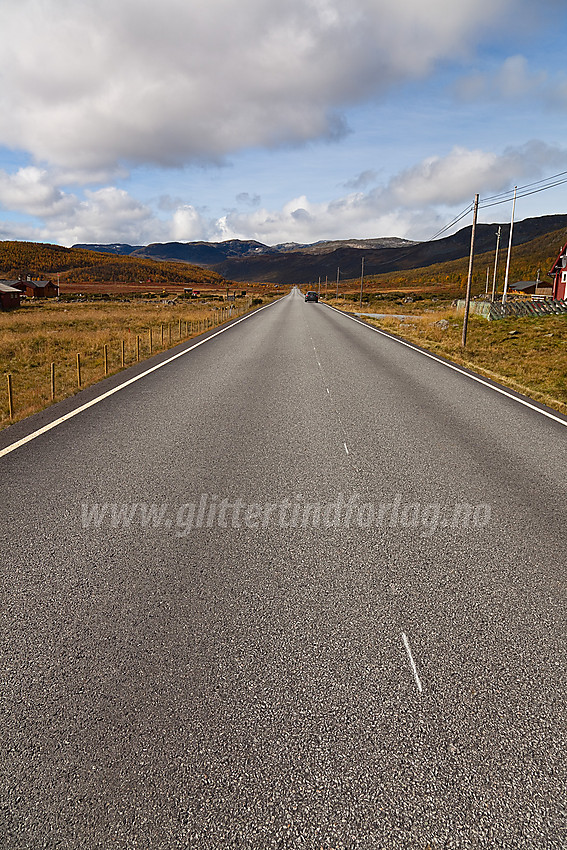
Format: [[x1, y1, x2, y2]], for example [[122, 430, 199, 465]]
[[121, 339, 125, 368], [103, 344, 108, 376], [178, 318, 182, 338], [50, 362, 55, 400], [161, 324, 164, 346], [7, 373, 13, 419], [136, 335, 140, 362]]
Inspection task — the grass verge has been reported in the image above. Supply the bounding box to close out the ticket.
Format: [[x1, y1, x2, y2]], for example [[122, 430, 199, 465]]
[[0, 297, 259, 429]]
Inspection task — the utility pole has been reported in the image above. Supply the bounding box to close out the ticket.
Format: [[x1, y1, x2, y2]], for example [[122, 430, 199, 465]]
[[461, 193, 479, 348], [491, 226, 501, 302], [336, 266, 340, 298], [318, 276, 321, 296], [502, 185, 517, 305], [485, 266, 490, 296], [325, 275, 328, 298], [359, 257, 365, 309]]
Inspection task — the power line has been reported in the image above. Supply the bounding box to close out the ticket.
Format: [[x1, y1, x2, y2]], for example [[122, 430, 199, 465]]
[[481, 169, 567, 203], [428, 204, 474, 241], [335, 166, 567, 280], [480, 176, 567, 211], [357, 202, 475, 276]]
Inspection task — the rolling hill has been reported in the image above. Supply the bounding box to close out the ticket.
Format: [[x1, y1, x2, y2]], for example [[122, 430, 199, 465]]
[[0, 241, 227, 290]]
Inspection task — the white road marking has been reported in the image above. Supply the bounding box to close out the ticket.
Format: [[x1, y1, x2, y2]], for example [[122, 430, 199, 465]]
[[0, 300, 278, 460], [324, 303, 567, 429], [307, 325, 355, 462], [402, 632, 423, 694]]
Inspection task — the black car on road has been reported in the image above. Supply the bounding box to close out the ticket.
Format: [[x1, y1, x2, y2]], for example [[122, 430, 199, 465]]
[[305, 291, 318, 302]]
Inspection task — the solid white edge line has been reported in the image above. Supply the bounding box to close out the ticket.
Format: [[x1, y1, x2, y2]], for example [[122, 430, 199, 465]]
[[0, 299, 280, 460], [323, 302, 567, 429], [402, 632, 423, 694]]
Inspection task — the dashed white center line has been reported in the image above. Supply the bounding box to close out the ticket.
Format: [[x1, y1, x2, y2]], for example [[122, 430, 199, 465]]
[[402, 632, 423, 694], [307, 327, 355, 463]]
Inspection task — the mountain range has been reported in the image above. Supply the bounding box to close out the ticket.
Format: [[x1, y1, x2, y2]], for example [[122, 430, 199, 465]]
[[74, 214, 567, 284]]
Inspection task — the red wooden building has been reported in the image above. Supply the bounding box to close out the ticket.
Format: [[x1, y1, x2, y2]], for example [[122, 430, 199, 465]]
[[548, 241, 567, 300], [13, 279, 59, 298], [0, 281, 21, 310]]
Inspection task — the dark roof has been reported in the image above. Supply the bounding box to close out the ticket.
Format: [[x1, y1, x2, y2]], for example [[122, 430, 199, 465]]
[[512, 281, 538, 291], [22, 279, 55, 289]]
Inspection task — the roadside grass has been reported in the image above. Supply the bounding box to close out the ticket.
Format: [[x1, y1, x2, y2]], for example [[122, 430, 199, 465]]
[[328, 294, 448, 316], [341, 302, 567, 415], [0, 297, 256, 428]]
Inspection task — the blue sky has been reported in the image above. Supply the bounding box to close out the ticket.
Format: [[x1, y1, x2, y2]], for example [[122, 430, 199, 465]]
[[1, 0, 567, 246]]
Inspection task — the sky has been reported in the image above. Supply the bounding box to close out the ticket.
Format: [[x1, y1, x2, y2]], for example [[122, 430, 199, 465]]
[[1, 0, 567, 247]]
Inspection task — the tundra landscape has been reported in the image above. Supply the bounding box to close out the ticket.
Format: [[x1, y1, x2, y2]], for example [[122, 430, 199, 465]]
[[1, 0, 566, 847]]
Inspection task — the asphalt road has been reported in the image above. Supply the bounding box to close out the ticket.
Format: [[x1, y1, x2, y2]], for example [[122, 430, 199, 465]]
[[1, 287, 565, 848]]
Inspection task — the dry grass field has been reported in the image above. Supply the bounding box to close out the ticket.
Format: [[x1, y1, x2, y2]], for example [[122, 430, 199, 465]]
[[0, 296, 263, 428]]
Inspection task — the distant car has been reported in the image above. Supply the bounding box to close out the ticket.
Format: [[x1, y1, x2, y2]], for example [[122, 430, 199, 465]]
[[305, 291, 318, 302]]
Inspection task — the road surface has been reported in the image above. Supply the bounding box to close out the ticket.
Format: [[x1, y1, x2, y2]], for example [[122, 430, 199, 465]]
[[1, 288, 565, 848]]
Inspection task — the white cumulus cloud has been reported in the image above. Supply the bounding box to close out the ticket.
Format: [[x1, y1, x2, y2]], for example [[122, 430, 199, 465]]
[[456, 55, 548, 101], [2, 140, 566, 246], [0, 0, 525, 173], [214, 141, 567, 242]]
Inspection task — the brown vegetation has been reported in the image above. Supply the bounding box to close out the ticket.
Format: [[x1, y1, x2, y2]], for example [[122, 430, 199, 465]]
[[0, 240, 227, 293], [0, 297, 260, 428], [335, 226, 567, 299]]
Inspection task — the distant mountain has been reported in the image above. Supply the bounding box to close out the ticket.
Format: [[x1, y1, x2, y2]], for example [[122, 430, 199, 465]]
[[73, 215, 567, 284], [297, 237, 419, 254], [73, 243, 144, 256], [73, 236, 417, 266], [210, 215, 567, 282], [130, 239, 273, 264]]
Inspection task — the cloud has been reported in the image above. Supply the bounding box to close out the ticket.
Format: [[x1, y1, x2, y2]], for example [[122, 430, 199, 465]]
[[0, 0, 524, 173], [171, 206, 208, 242], [0, 167, 162, 244], [3, 139, 566, 246], [344, 170, 379, 191], [215, 141, 567, 243], [0, 167, 75, 218], [236, 192, 261, 207], [456, 55, 548, 101]]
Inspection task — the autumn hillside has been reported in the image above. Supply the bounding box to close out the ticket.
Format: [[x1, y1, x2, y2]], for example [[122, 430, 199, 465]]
[[0, 241, 227, 291], [348, 225, 567, 297]]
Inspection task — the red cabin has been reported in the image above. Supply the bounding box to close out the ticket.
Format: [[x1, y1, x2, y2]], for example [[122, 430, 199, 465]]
[[0, 281, 21, 310], [18, 279, 59, 298], [548, 241, 567, 300]]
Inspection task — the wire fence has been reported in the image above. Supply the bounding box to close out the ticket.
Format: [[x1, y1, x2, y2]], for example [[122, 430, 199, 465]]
[[2, 300, 253, 427]]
